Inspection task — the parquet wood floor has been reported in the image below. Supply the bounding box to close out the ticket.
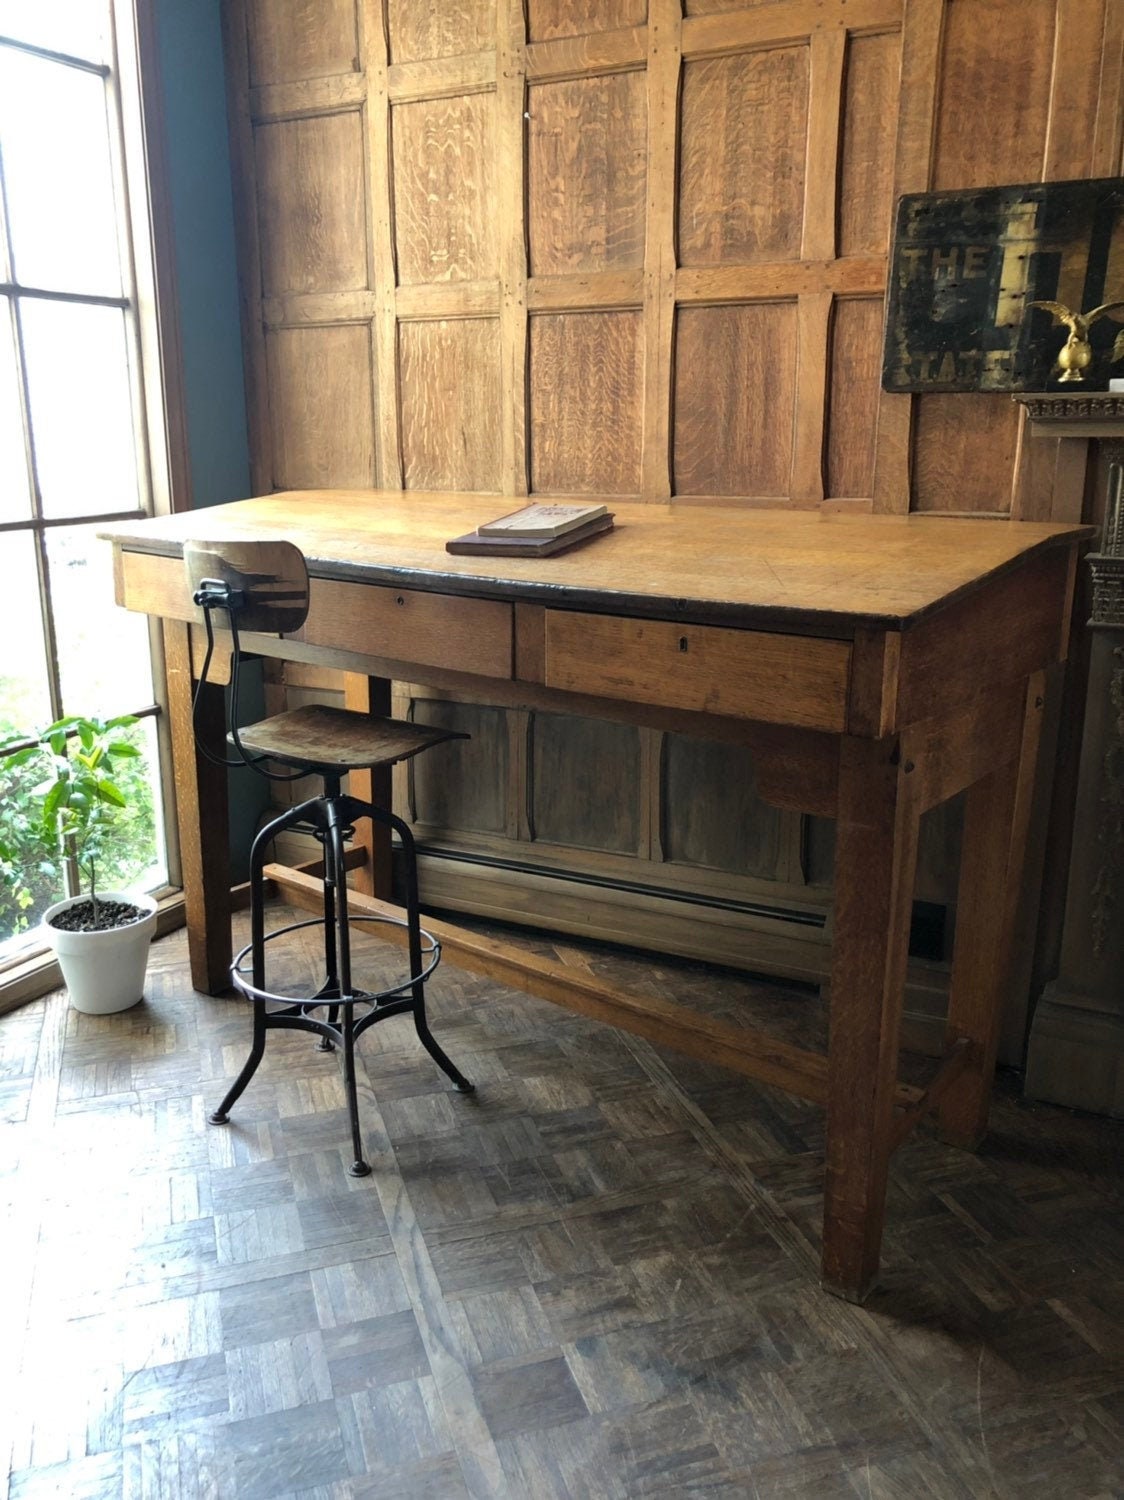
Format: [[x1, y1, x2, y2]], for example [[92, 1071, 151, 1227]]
[[2, 907, 1121, 1499]]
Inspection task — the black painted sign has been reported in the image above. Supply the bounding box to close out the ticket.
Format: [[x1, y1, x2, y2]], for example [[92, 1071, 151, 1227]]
[[882, 177, 1124, 393]]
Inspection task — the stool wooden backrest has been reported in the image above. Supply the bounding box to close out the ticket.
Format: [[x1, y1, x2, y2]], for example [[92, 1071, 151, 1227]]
[[184, 539, 310, 634]]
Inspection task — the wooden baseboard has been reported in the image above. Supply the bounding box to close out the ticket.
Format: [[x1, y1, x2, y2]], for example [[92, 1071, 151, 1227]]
[[414, 848, 952, 1057]]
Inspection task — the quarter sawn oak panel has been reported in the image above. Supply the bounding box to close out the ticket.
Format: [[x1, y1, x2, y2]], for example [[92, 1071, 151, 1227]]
[[246, 0, 358, 86], [265, 325, 375, 488], [678, 46, 809, 267], [663, 734, 786, 878], [932, 0, 1055, 191], [529, 312, 643, 494], [411, 699, 508, 832], [386, 0, 495, 64], [254, 114, 367, 295], [531, 711, 642, 854], [674, 303, 797, 497], [913, 397, 1021, 514], [526, 0, 647, 43], [828, 298, 883, 499], [391, 93, 497, 285], [527, 72, 647, 277], [838, 30, 901, 257], [399, 318, 502, 492]]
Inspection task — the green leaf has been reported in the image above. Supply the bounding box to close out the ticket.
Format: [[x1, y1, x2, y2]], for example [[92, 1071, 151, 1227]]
[[107, 741, 140, 757], [42, 780, 67, 829], [95, 779, 127, 807], [4, 746, 40, 768], [78, 722, 95, 751], [48, 731, 66, 758]]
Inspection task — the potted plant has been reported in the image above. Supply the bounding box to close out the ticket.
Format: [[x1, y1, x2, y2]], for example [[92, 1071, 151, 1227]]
[[0, 714, 157, 1014]]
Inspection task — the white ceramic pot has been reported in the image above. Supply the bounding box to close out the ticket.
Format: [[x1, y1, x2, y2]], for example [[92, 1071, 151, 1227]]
[[42, 892, 158, 1015]]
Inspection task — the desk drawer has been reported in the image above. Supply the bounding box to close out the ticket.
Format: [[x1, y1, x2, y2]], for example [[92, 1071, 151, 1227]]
[[298, 579, 512, 679], [543, 611, 850, 731], [115, 550, 512, 681]]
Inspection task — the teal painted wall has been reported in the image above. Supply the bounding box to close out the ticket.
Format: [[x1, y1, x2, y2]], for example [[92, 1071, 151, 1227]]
[[152, 0, 251, 511], [150, 0, 267, 869]]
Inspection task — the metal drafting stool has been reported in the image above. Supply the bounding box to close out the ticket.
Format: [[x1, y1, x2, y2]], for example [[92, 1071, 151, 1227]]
[[186, 539, 474, 1176]]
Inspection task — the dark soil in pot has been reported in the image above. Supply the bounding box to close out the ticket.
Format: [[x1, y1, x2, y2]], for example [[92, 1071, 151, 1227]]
[[48, 900, 147, 933]]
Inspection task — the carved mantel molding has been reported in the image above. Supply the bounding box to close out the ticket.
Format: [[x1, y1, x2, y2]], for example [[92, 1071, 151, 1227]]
[[1015, 391, 1124, 440], [1017, 392, 1124, 423]]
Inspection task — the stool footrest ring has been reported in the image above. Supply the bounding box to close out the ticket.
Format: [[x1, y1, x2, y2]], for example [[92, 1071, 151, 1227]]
[[230, 911, 440, 1009]]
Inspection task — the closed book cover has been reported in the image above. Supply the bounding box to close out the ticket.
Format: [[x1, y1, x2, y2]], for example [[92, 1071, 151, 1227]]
[[476, 502, 608, 539], [446, 513, 614, 557]]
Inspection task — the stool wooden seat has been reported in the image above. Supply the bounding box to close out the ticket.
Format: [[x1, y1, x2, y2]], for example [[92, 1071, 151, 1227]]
[[185, 537, 475, 1177], [231, 703, 465, 772]]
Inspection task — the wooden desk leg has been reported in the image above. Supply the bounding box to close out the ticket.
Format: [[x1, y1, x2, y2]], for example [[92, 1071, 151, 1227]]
[[822, 736, 921, 1302], [938, 675, 1045, 1148], [343, 674, 393, 899], [163, 620, 231, 995]]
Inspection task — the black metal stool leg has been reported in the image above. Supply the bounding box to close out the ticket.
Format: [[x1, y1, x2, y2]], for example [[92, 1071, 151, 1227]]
[[399, 821, 474, 1095], [211, 822, 273, 1125], [210, 998, 266, 1123], [413, 995, 474, 1094], [342, 1002, 369, 1176], [328, 803, 371, 1176], [318, 824, 340, 1050]]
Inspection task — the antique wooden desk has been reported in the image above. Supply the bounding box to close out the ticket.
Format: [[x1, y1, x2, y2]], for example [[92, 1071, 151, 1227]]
[[103, 492, 1087, 1302]]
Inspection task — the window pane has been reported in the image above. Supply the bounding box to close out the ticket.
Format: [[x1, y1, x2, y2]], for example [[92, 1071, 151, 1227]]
[[0, 530, 52, 734], [0, 532, 59, 946], [0, 717, 164, 955], [0, 47, 121, 295], [0, 304, 31, 520], [48, 526, 154, 716], [0, 728, 66, 949], [0, 2, 110, 63], [96, 715, 168, 896], [22, 300, 139, 517]]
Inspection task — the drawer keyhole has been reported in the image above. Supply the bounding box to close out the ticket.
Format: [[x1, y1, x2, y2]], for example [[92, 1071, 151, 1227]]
[[678, 636, 689, 653], [396, 595, 405, 607]]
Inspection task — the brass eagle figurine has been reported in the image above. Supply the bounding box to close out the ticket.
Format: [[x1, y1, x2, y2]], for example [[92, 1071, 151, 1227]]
[[1029, 299, 1124, 382]]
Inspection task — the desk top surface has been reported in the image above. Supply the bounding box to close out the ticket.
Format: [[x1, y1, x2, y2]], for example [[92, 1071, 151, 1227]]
[[103, 491, 1089, 634]]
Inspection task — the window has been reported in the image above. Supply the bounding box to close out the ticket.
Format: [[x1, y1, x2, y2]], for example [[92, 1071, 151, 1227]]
[[0, 2, 175, 956]]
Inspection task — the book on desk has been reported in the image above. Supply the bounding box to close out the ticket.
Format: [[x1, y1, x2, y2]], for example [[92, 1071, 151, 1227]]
[[446, 502, 613, 557]]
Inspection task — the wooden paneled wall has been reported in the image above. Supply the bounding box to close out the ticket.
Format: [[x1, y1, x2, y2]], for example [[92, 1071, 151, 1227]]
[[224, 0, 1122, 516], [222, 0, 1124, 1049]]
